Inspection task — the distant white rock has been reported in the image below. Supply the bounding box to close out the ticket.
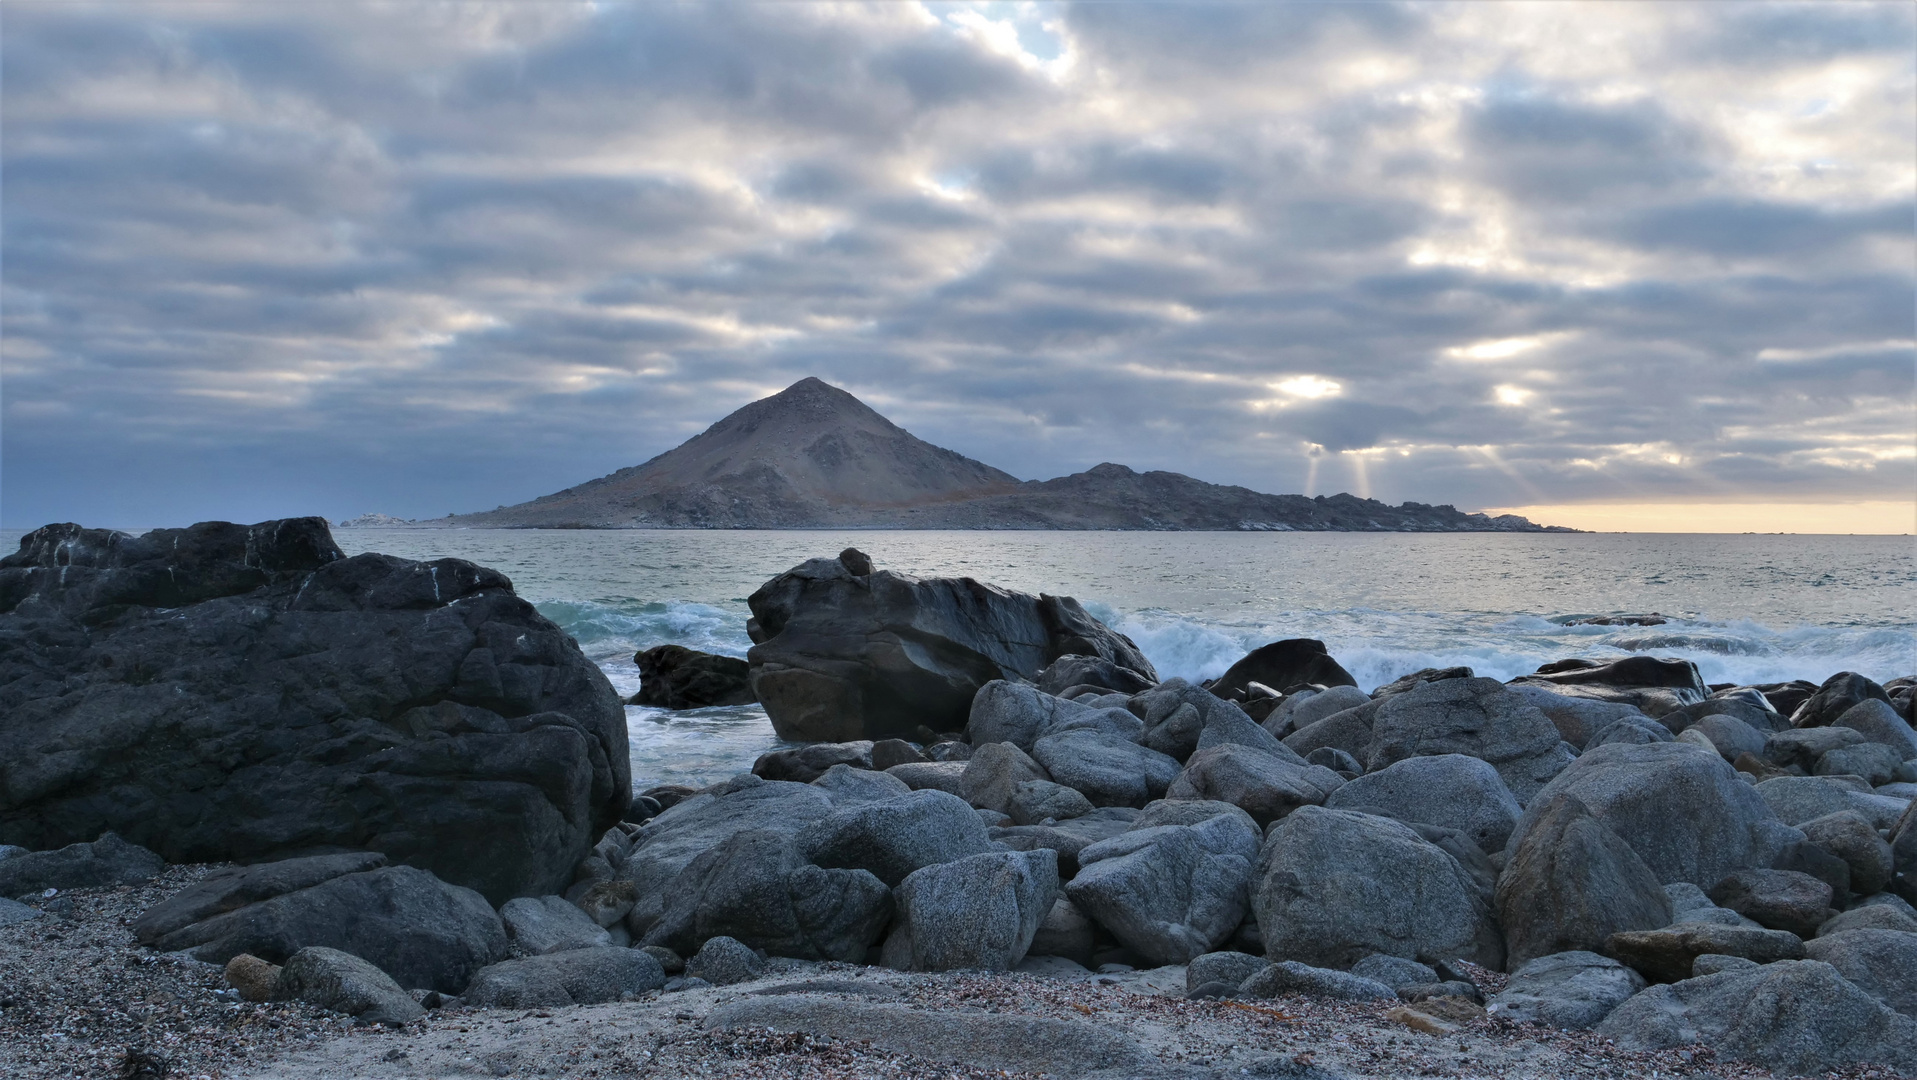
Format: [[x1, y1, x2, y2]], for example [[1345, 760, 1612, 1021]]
[[336, 513, 415, 527]]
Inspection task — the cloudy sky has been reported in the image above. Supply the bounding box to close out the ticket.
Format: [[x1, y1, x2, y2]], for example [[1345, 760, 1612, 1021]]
[[3, 1, 1913, 532]]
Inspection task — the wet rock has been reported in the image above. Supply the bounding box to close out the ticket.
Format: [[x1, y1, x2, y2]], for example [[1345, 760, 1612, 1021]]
[[464, 947, 667, 1007], [1595, 959, 1917, 1075], [959, 742, 1051, 815], [752, 742, 874, 783], [1496, 793, 1674, 968], [685, 935, 765, 986], [798, 789, 995, 886], [0, 519, 628, 906], [0, 833, 164, 896], [1165, 743, 1343, 826], [1509, 656, 1709, 719], [1036, 655, 1155, 697], [1792, 671, 1893, 728], [1365, 677, 1575, 805], [1208, 639, 1358, 702], [1254, 806, 1502, 970], [1239, 960, 1396, 1002], [275, 946, 423, 1025], [148, 865, 506, 994], [640, 829, 890, 963], [1326, 754, 1521, 854], [1486, 950, 1645, 1029], [884, 849, 1059, 972], [1033, 731, 1181, 809], [501, 895, 612, 955], [1065, 813, 1260, 965], [744, 555, 1153, 741], [1605, 923, 1806, 984], [631, 645, 755, 709], [1507, 742, 1787, 886]]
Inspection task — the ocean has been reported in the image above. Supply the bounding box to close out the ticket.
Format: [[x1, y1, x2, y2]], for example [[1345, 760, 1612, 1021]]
[[311, 529, 1917, 793]]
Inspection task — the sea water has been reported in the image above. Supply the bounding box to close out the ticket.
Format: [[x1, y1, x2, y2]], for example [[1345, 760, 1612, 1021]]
[[309, 529, 1917, 792]]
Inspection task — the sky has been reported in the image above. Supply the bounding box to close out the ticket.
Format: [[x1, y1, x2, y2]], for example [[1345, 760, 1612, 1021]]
[[3, 2, 1913, 533]]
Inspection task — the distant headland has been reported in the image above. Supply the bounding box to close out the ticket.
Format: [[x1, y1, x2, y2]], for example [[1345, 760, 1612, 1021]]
[[344, 378, 1576, 533]]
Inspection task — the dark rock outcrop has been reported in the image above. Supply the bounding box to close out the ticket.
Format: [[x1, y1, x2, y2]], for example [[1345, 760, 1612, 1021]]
[[1207, 639, 1357, 701], [1510, 656, 1709, 719], [631, 645, 755, 709], [0, 519, 629, 905], [0, 833, 164, 896], [744, 552, 1154, 741]]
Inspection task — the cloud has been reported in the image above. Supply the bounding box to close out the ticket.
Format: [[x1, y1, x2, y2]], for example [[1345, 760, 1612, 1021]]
[[1, 0, 1911, 529]]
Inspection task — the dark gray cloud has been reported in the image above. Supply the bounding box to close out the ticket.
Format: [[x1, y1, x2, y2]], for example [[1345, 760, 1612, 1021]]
[[2, 0, 1911, 529]]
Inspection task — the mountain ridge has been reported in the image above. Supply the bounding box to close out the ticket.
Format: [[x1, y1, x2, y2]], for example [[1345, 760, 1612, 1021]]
[[412, 378, 1573, 532]]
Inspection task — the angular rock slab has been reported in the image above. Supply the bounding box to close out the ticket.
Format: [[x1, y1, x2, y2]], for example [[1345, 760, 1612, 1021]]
[[1064, 813, 1260, 965], [500, 895, 612, 955], [1605, 923, 1806, 984], [148, 865, 506, 994], [134, 853, 387, 945], [1506, 741, 1788, 887], [463, 947, 667, 1008], [1487, 950, 1645, 1030], [1595, 960, 1917, 1076], [799, 788, 996, 887], [1033, 731, 1180, 809], [1364, 677, 1574, 805], [641, 829, 891, 963], [1495, 794, 1674, 968], [1706, 870, 1834, 938], [886, 849, 1059, 972], [1167, 743, 1343, 826], [1254, 806, 1503, 971], [1325, 754, 1520, 854], [0, 519, 629, 905]]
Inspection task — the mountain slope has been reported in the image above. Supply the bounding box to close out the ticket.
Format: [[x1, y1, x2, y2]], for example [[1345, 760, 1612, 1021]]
[[442, 378, 1569, 532]]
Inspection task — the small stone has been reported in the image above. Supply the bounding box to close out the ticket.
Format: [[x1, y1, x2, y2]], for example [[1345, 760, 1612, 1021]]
[[641, 945, 684, 973], [1384, 1005, 1457, 1035], [223, 953, 281, 1003], [686, 935, 764, 986]]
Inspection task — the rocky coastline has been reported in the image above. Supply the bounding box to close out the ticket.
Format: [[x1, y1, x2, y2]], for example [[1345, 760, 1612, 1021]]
[[3, 522, 1913, 1079]]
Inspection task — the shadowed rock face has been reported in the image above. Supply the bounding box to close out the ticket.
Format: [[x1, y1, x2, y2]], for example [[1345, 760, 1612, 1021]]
[[443, 378, 1567, 532], [745, 552, 1155, 741], [0, 518, 628, 905]]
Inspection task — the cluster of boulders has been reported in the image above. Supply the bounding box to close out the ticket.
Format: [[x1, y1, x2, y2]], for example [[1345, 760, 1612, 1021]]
[[4, 537, 1915, 1076]]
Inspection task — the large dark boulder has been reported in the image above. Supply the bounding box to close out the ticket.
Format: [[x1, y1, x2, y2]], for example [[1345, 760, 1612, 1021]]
[[744, 551, 1155, 741], [0, 518, 628, 904], [1509, 656, 1709, 719], [631, 644, 755, 708], [1207, 639, 1357, 701], [1792, 671, 1892, 728]]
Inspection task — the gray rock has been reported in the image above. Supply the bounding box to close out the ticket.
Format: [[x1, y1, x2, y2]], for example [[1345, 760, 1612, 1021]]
[[0, 897, 44, 925], [1254, 806, 1502, 970], [1819, 904, 1917, 936], [147, 865, 506, 993], [1033, 731, 1181, 808], [1487, 950, 1645, 1029], [617, 778, 840, 937], [1819, 743, 1908, 786], [1804, 928, 1917, 1017], [1166, 744, 1343, 826], [1675, 728, 1718, 755], [1029, 897, 1096, 967], [1686, 714, 1769, 763], [968, 680, 1082, 752], [1239, 960, 1397, 1002], [632, 644, 754, 709], [990, 813, 1135, 879], [501, 895, 611, 955], [1194, 703, 1306, 761], [870, 739, 928, 772], [1281, 698, 1380, 758], [1510, 656, 1709, 719], [1325, 755, 1521, 854], [1045, 707, 1149, 744], [1305, 747, 1362, 775], [1065, 814, 1261, 965], [885, 761, 969, 796], [1691, 953, 1758, 977], [1505, 685, 1649, 748], [641, 829, 890, 963], [685, 935, 766, 986], [959, 742, 1051, 815], [1349, 954, 1437, 991], [1596, 959, 1917, 1075], [704, 996, 1152, 1077], [1794, 672, 1894, 728], [1893, 799, 1917, 903], [574, 880, 638, 929], [1605, 923, 1806, 983], [1209, 639, 1358, 703], [810, 763, 912, 802], [1268, 685, 1371, 737], [464, 947, 667, 1006], [886, 849, 1059, 972], [0, 845, 25, 862], [1583, 713, 1675, 750], [1365, 677, 1574, 805], [1798, 811, 1894, 896], [0, 520, 628, 906], [1507, 742, 1787, 886], [752, 741, 874, 783], [1706, 869, 1834, 938], [1496, 793, 1674, 968], [1132, 680, 1259, 761], [1036, 655, 1155, 697], [1756, 775, 1909, 830], [1187, 950, 1270, 995], [1130, 799, 1259, 834], [133, 852, 387, 945], [1663, 881, 1715, 918], [274, 946, 422, 1025], [1832, 698, 1917, 759], [640, 945, 683, 973], [745, 555, 1153, 741], [1767, 725, 1869, 770], [1665, 697, 1788, 737], [0, 833, 164, 896], [1008, 780, 1096, 827], [799, 789, 996, 887]]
